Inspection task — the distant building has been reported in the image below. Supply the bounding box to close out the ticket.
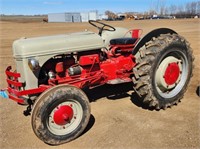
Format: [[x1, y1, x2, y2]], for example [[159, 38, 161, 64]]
[[48, 12, 81, 22], [80, 11, 98, 22], [80, 12, 89, 22], [48, 13, 65, 22], [48, 11, 98, 23], [99, 14, 108, 20], [88, 11, 98, 21]]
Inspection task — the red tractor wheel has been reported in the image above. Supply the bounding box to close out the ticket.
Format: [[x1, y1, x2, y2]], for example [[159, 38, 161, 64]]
[[133, 33, 194, 109], [31, 84, 90, 145]]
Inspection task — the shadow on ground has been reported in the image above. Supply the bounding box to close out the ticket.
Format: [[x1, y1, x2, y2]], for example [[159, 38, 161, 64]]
[[196, 86, 200, 97], [84, 82, 153, 110], [80, 82, 156, 136], [84, 83, 133, 102]]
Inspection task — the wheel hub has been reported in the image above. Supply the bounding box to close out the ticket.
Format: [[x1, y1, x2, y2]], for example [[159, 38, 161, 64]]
[[164, 62, 180, 85], [156, 56, 182, 91], [53, 105, 74, 125]]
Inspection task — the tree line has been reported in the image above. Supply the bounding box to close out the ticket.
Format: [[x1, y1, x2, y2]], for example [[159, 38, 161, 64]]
[[105, 1, 200, 19], [150, 0, 200, 18]]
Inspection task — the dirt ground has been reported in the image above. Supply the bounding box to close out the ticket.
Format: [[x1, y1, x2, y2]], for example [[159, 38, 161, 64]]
[[0, 19, 200, 149]]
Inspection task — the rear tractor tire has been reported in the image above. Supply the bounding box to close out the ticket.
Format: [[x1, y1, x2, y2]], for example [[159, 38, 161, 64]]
[[133, 33, 194, 110], [31, 84, 91, 145]]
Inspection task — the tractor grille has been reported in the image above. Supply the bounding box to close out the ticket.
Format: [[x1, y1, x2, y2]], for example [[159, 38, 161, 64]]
[[5, 66, 48, 104]]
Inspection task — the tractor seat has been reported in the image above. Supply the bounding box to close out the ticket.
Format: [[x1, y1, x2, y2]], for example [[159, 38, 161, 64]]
[[110, 37, 138, 45]]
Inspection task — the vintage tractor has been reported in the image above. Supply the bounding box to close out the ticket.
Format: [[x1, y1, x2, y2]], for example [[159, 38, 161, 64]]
[[4, 20, 194, 145]]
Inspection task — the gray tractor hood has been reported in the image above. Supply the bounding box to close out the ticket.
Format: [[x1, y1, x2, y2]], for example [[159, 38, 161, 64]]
[[13, 31, 105, 58]]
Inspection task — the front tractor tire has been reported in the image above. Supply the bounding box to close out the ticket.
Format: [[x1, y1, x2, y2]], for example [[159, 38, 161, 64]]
[[133, 33, 194, 110], [31, 84, 91, 145]]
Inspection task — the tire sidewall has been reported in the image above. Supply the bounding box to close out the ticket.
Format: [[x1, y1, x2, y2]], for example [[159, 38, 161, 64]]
[[150, 41, 193, 107], [31, 85, 90, 145]]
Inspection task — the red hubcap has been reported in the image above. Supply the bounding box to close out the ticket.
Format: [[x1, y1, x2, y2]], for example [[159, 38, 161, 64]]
[[53, 105, 74, 125], [164, 62, 180, 85]]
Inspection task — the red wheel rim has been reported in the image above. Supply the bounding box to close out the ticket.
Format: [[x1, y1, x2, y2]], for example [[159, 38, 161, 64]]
[[48, 100, 83, 135], [53, 105, 74, 125], [164, 62, 180, 85]]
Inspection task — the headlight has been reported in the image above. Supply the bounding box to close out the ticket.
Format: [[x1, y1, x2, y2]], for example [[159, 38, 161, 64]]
[[28, 58, 40, 71]]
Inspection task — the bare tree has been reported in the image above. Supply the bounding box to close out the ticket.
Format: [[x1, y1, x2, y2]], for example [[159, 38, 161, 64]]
[[166, 1, 200, 18], [105, 10, 117, 19], [159, 0, 166, 15], [154, 0, 166, 15], [191, 2, 197, 15], [169, 5, 177, 15], [198, 1, 200, 15], [186, 3, 192, 15], [148, 9, 157, 16], [185, 1, 199, 17]]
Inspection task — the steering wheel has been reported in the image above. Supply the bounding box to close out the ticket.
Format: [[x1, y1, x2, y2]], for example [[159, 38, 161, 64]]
[[89, 20, 116, 35]]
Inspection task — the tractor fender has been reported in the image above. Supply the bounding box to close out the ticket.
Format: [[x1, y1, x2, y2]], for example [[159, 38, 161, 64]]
[[133, 28, 177, 55]]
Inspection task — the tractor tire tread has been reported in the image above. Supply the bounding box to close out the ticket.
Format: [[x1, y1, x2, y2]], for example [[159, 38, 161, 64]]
[[132, 33, 194, 110]]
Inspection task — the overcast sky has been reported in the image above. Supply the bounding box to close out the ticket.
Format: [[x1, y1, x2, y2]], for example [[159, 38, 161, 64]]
[[0, 0, 199, 15]]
